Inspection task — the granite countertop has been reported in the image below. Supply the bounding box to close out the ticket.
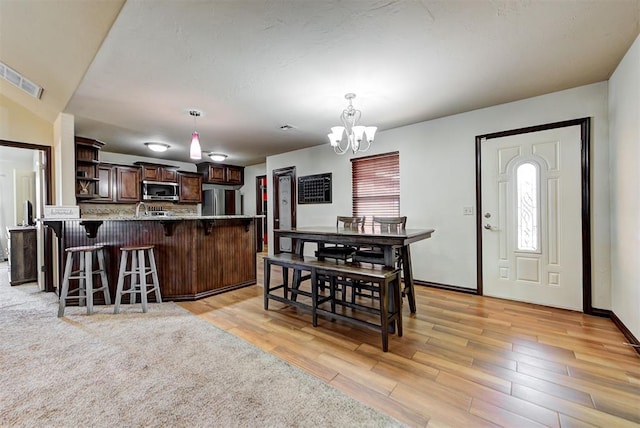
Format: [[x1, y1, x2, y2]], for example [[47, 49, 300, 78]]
[[41, 215, 263, 221], [6, 225, 38, 231]]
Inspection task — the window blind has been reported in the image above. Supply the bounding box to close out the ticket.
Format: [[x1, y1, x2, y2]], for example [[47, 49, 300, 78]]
[[351, 151, 400, 226]]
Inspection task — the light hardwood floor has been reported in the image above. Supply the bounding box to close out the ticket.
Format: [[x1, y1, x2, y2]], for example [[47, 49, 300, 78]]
[[179, 254, 640, 427]]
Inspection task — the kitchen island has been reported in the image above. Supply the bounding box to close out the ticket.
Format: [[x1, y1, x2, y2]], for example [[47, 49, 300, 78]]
[[42, 215, 259, 302]]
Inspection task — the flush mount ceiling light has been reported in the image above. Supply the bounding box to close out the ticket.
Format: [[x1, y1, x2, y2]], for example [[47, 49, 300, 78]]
[[327, 93, 377, 155], [189, 110, 202, 160], [208, 153, 227, 162], [144, 142, 170, 152]]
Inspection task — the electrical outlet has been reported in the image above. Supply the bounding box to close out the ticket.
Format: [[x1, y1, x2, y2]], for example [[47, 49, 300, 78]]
[[463, 206, 474, 215]]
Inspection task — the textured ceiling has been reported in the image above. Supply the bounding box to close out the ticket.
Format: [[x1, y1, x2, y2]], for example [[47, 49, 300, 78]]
[[3, 1, 639, 166]]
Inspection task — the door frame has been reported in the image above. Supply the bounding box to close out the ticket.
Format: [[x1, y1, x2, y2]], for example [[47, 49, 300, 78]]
[[0, 139, 53, 291], [255, 175, 266, 252], [272, 166, 296, 254], [475, 117, 594, 314]]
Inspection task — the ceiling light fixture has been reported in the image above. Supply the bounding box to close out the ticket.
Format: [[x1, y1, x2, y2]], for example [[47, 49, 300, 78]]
[[189, 110, 202, 160], [144, 142, 170, 152], [208, 153, 227, 162], [327, 93, 377, 155]]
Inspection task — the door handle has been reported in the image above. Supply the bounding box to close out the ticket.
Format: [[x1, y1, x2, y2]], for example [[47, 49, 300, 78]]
[[484, 224, 494, 230]]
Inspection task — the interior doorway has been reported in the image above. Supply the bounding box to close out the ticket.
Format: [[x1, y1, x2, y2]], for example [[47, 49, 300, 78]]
[[272, 166, 296, 254], [0, 140, 53, 290], [255, 175, 267, 253]]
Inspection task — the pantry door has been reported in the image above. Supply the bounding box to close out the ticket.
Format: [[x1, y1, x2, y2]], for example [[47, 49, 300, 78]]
[[480, 124, 585, 311]]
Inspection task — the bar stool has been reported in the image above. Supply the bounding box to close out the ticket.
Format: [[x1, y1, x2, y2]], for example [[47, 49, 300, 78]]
[[58, 245, 111, 317], [114, 245, 162, 314]]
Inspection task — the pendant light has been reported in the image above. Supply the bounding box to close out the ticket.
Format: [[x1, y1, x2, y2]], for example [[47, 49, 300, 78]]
[[189, 110, 202, 160]]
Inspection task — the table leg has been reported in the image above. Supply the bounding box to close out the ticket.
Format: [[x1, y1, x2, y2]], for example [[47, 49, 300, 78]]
[[401, 245, 416, 313], [290, 240, 305, 301]]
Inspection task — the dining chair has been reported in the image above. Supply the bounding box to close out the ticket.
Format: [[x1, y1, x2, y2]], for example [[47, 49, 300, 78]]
[[354, 216, 407, 265], [314, 216, 365, 299], [352, 216, 407, 302], [314, 216, 365, 262]]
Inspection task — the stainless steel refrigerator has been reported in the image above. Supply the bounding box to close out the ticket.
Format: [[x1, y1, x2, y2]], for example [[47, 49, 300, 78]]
[[202, 187, 242, 215]]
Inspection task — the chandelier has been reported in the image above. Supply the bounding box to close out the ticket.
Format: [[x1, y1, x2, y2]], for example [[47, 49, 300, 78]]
[[327, 93, 377, 155], [189, 110, 202, 160]]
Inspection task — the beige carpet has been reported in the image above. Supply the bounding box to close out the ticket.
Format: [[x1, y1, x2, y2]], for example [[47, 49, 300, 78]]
[[0, 267, 401, 427]]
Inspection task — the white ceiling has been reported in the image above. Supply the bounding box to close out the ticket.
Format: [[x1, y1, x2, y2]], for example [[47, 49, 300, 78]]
[[3, 1, 639, 166]]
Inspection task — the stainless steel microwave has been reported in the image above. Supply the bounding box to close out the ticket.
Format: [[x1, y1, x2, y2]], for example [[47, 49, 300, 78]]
[[141, 180, 179, 201]]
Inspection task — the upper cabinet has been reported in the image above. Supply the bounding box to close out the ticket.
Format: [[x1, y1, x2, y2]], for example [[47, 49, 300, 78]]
[[178, 171, 203, 203], [197, 162, 244, 186], [75, 137, 104, 201], [135, 162, 178, 183], [115, 166, 142, 202], [91, 163, 141, 203]]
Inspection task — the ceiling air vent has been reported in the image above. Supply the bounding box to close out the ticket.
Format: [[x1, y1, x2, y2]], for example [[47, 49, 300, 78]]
[[0, 61, 43, 99]]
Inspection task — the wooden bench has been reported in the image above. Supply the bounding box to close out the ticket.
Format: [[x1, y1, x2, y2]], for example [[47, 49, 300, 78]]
[[263, 253, 402, 352]]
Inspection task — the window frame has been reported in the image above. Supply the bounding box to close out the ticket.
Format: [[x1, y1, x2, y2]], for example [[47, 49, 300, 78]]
[[351, 151, 400, 227]]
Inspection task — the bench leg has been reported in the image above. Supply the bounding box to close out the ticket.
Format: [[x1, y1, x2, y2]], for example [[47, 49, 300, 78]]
[[393, 273, 403, 337], [379, 279, 389, 352], [291, 268, 300, 302], [311, 269, 318, 327], [263, 259, 270, 310]]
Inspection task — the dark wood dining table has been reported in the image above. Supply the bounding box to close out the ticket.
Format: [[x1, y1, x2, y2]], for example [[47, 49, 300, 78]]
[[274, 226, 435, 313]]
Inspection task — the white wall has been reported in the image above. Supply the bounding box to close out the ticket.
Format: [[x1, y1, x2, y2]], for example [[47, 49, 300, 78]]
[[609, 34, 640, 339], [100, 151, 197, 172], [267, 82, 612, 309], [241, 163, 266, 216]]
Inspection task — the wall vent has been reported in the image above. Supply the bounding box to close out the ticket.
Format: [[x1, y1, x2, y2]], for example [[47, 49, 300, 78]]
[[0, 61, 43, 99]]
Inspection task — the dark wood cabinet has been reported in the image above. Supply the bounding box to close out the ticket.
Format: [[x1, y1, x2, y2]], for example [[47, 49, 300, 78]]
[[136, 162, 178, 183], [178, 171, 202, 203], [226, 166, 243, 184], [115, 166, 141, 202], [197, 162, 244, 185], [90, 164, 140, 203], [75, 137, 103, 201], [96, 164, 114, 201], [7, 226, 37, 285]]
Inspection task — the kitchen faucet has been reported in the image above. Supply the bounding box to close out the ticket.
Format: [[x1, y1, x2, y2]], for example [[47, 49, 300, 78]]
[[135, 201, 148, 218]]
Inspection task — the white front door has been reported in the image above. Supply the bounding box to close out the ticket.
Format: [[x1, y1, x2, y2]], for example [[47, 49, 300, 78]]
[[481, 126, 582, 311]]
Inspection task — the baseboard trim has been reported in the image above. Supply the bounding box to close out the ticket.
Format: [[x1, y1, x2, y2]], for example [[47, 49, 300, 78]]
[[589, 307, 610, 318], [610, 311, 640, 356], [414, 280, 478, 295]]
